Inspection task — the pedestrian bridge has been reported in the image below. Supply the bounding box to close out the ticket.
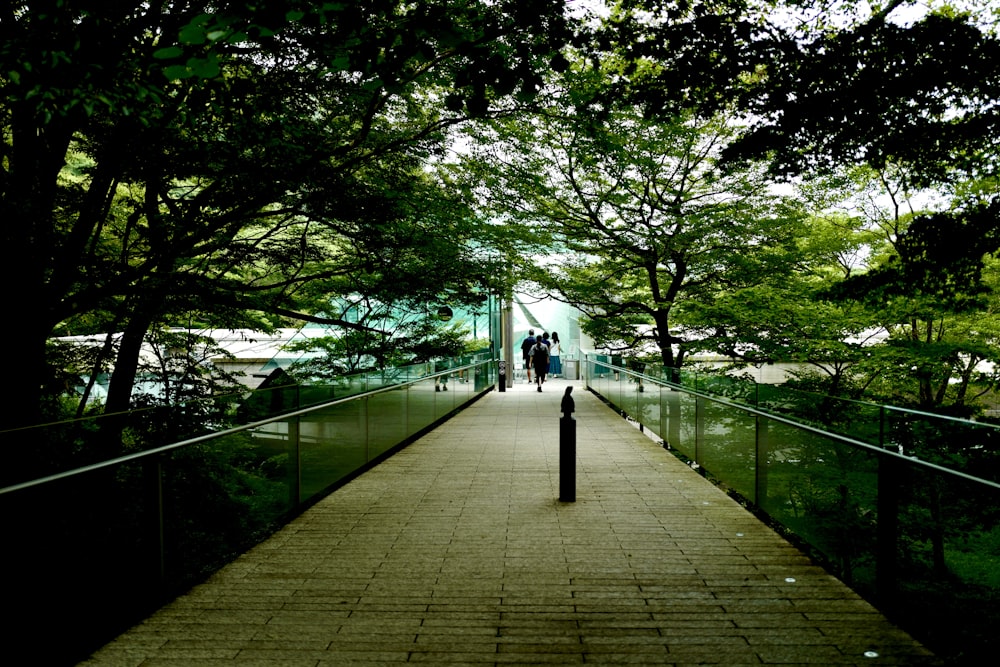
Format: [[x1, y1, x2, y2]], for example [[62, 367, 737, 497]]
[[78, 378, 937, 665]]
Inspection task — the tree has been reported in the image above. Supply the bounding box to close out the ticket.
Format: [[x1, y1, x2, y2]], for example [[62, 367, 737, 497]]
[[460, 75, 806, 371], [729, 7, 1000, 187], [1, 0, 575, 428], [723, 3, 1000, 299]]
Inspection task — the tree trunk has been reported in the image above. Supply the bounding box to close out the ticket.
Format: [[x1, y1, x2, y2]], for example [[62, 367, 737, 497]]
[[0, 107, 74, 430], [104, 310, 154, 417]]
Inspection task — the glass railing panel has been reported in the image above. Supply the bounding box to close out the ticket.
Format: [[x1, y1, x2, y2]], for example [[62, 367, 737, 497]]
[[756, 385, 885, 445], [697, 373, 755, 402], [160, 434, 295, 583], [606, 367, 620, 408], [827, 398, 884, 445], [679, 393, 698, 455], [434, 373, 456, 420], [474, 359, 489, 390], [611, 368, 627, 412], [584, 360, 597, 393], [248, 414, 304, 504], [1, 394, 250, 487], [455, 366, 474, 402], [367, 388, 408, 459], [295, 384, 337, 408], [697, 398, 757, 502], [656, 385, 681, 450], [582, 357, 1000, 663], [883, 408, 1000, 483], [593, 354, 613, 378], [633, 379, 660, 436], [241, 383, 303, 418], [361, 369, 385, 391], [892, 465, 1000, 664], [756, 417, 880, 593], [298, 400, 367, 499], [408, 377, 438, 437], [622, 372, 645, 419], [1, 362, 493, 665]]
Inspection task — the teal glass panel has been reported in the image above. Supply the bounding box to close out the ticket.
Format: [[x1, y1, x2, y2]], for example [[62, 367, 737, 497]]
[[657, 386, 687, 453], [756, 417, 879, 592], [434, 372, 457, 420], [298, 400, 366, 498], [455, 366, 474, 402], [367, 389, 408, 458], [667, 390, 698, 461], [892, 466, 1000, 664], [407, 378, 437, 437], [633, 381, 660, 436], [161, 435, 294, 582], [884, 409, 1000, 484], [697, 398, 757, 501]]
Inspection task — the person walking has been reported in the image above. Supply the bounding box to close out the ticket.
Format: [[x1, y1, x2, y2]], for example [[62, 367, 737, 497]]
[[531, 337, 550, 392], [520, 329, 536, 383], [540, 332, 552, 379], [548, 332, 562, 377]]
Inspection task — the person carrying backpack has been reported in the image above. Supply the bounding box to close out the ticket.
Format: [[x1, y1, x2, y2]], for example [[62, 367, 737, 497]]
[[531, 338, 550, 392], [520, 329, 536, 383]]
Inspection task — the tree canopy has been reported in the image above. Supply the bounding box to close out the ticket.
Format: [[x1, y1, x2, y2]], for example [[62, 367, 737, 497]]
[[0, 0, 574, 428], [3, 0, 1000, 429]]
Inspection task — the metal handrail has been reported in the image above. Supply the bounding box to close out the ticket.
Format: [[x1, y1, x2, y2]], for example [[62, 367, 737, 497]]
[[0, 361, 488, 497], [586, 357, 1000, 490]]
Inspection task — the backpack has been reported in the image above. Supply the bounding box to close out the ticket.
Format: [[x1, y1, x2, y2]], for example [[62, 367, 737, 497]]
[[533, 342, 549, 363]]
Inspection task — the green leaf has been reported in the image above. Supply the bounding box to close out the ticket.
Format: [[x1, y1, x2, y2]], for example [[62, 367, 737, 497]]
[[179, 24, 207, 45], [153, 46, 184, 60], [163, 64, 191, 80], [188, 56, 221, 79]]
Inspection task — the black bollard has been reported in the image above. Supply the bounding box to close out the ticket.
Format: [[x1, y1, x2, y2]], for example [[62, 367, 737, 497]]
[[560, 387, 576, 502], [498, 360, 506, 392]]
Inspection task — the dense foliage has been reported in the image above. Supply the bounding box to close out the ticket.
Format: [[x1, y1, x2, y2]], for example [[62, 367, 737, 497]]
[[0, 0, 572, 433], [4, 2, 1000, 664]]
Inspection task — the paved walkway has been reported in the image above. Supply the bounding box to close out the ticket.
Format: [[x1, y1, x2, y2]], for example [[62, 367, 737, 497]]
[[81, 379, 939, 666]]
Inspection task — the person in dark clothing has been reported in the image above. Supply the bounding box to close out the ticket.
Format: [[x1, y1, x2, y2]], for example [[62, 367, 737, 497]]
[[531, 338, 550, 392], [541, 332, 552, 378], [520, 329, 536, 383]]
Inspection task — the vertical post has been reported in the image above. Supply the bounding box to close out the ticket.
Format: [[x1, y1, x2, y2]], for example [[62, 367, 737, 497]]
[[560, 387, 576, 502], [498, 359, 506, 392], [694, 395, 703, 469], [560, 416, 576, 502], [288, 415, 301, 506], [502, 296, 514, 389], [755, 414, 769, 508], [879, 405, 886, 449]]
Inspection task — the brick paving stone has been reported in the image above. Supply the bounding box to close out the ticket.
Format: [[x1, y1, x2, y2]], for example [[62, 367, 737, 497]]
[[80, 380, 941, 666]]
